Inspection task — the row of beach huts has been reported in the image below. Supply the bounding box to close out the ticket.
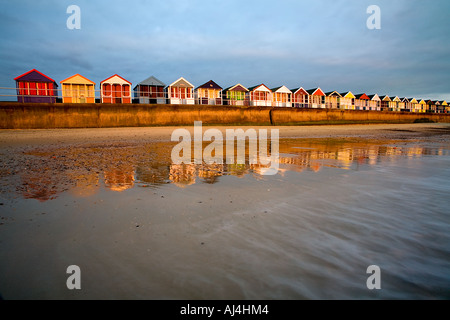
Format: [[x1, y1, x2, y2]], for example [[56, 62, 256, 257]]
[[12, 69, 449, 113]]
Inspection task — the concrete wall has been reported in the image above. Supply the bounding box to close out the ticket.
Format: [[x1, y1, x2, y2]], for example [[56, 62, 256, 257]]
[[0, 102, 448, 129]]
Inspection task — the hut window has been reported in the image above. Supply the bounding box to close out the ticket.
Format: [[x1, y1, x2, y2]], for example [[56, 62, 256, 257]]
[[29, 82, 37, 95], [103, 84, 111, 96], [18, 82, 27, 96], [123, 84, 130, 97], [171, 87, 178, 98]]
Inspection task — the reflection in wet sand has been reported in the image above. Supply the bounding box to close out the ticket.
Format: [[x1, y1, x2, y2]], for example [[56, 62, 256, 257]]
[[1, 139, 447, 201]]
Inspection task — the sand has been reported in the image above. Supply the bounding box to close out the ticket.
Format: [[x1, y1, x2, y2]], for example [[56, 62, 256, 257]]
[[0, 123, 449, 148], [0, 123, 449, 300]]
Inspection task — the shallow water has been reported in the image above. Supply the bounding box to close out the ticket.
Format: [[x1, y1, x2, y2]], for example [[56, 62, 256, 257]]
[[0, 138, 449, 299]]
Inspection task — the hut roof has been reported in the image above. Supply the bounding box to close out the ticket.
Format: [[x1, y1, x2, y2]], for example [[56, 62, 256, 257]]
[[14, 69, 57, 85], [196, 80, 222, 90]]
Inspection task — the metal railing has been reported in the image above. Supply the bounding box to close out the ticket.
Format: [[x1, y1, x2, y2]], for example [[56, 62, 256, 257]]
[[0, 87, 448, 113]]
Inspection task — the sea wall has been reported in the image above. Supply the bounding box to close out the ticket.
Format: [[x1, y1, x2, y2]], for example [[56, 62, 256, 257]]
[[0, 102, 449, 129]]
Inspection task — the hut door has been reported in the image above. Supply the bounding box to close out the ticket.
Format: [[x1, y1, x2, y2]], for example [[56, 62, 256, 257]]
[[113, 84, 121, 103]]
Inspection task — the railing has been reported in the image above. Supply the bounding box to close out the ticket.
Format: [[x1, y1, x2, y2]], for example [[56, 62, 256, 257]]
[[0, 87, 448, 113]]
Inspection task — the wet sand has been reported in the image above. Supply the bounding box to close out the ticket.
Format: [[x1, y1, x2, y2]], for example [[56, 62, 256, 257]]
[[1, 123, 450, 148], [0, 123, 449, 300]]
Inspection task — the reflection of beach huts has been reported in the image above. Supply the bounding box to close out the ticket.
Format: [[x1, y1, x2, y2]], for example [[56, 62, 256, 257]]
[[223, 84, 249, 106], [100, 74, 132, 104], [271, 85, 292, 107], [354, 93, 370, 111], [15, 69, 58, 103], [60, 74, 96, 103], [291, 87, 309, 108], [166, 77, 195, 105], [247, 84, 272, 107], [367, 94, 381, 111], [195, 80, 223, 105], [133, 76, 166, 104], [339, 91, 356, 110], [169, 164, 197, 187], [307, 88, 326, 108], [325, 91, 341, 109], [104, 167, 135, 192]]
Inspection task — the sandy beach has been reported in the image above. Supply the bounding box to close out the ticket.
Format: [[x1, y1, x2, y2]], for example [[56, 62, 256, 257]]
[[1, 123, 449, 148], [0, 123, 449, 300]]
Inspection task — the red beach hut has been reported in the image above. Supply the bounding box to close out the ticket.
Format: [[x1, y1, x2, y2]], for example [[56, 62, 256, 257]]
[[14, 69, 58, 103], [100, 74, 132, 104]]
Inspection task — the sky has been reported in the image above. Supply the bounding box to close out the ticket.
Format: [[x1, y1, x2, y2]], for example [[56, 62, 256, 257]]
[[0, 0, 449, 100]]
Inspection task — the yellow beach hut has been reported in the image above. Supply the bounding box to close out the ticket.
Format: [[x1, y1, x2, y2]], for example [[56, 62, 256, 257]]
[[339, 91, 356, 110], [60, 74, 96, 103], [409, 98, 420, 113], [418, 99, 427, 113]]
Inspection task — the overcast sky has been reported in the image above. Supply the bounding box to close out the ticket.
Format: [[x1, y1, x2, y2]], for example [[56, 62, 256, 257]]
[[1, 0, 449, 100]]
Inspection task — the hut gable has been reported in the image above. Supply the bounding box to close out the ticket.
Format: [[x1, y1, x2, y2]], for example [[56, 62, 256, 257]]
[[14, 69, 57, 84], [307, 88, 325, 96], [271, 85, 292, 94], [326, 91, 342, 97], [355, 93, 370, 100], [224, 84, 249, 92], [169, 77, 195, 88], [248, 84, 271, 92], [61, 74, 95, 85], [134, 76, 165, 89], [197, 80, 222, 90], [340, 91, 356, 99], [101, 74, 131, 86]]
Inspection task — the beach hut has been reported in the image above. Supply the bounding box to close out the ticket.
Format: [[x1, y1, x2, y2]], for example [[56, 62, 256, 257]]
[[271, 86, 292, 107], [133, 76, 166, 104], [223, 84, 249, 106], [14, 69, 58, 103], [195, 80, 223, 105], [60, 74, 95, 104], [247, 84, 272, 107], [418, 99, 427, 113], [325, 91, 341, 109], [409, 98, 419, 113], [166, 77, 195, 105], [401, 98, 412, 112], [389, 96, 402, 111], [354, 93, 370, 111], [291, 87, 309, 108], [380, 95, 391, 111], [339, 91, 356, 110], [100, 74, 132, 104], [439, 100, 448, 113], [425, 100, 436, 113], [307, 88, 326, 108], [367, 94, 381, 111]]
